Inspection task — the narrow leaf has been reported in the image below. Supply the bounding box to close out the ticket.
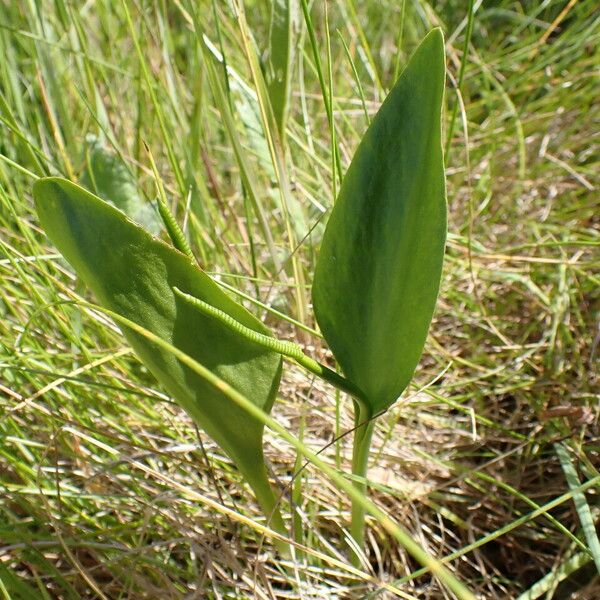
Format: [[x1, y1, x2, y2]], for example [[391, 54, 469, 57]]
[[0, 562, 45, 600], [312, 29, 447, 414], [516, 551, 592, 600], [265, 0, 299, 137], [555, 442, 600, 574], [33, 178, 283, 515]]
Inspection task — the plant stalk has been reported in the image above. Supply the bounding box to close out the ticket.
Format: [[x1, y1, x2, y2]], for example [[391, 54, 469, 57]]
[[243, 464, 290, 557], [292, 352, 365, 402], [349, 403, 375, 566]]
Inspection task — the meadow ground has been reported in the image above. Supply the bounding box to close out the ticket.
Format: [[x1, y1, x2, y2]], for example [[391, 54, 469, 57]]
[[0, 1, 598, 598]]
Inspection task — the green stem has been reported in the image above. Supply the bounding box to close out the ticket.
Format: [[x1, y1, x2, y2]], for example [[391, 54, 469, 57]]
[[242, 462, 289, 556], [350, 403, 375, 566], [293, 352, 365, 402], [292, 412, 306, 558], [444, 0, 475, 159]]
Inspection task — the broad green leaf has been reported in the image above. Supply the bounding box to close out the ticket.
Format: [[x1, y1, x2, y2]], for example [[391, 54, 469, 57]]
[[33, 178, 283, 516], [312, 29, 447, 414], [265, 0, 300, 138], [80, 136, 162, 235]]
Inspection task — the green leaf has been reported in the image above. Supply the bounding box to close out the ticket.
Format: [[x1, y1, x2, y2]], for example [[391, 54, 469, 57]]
[[312, 29, 447, 414], [265, 0, 299, 137], [80, 136, 163, 235], [33, 178, 284, 523]]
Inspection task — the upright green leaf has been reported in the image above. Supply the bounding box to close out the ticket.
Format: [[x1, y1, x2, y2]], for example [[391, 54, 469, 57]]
[[265, 0, 299, 137], [80, 136, 162, 235], [312, 29, 447, 414], [33, 178, 284, 526]]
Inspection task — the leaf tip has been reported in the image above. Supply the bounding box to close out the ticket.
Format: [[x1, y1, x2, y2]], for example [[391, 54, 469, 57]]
[[424, 27, 444, 49], [424, 28, 445, 69]]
